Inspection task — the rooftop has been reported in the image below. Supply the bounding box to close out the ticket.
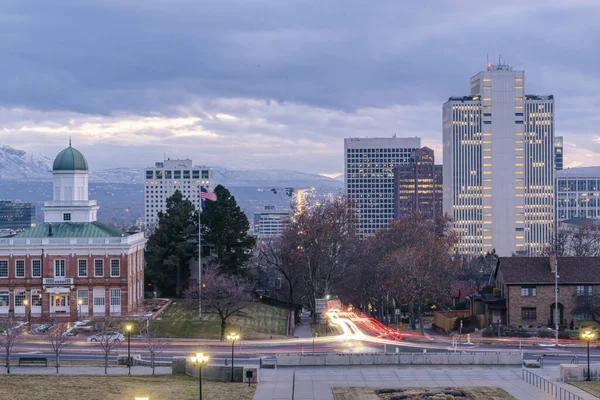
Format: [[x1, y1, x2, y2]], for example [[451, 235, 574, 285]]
[[53, 145, 89, 171], [14, 222, 129, 238], [497, 257, 600, 284], [557, 167, 600, 179]]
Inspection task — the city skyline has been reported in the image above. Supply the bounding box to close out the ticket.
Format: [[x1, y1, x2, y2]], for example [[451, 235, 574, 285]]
[[0, 1, 599, 176]]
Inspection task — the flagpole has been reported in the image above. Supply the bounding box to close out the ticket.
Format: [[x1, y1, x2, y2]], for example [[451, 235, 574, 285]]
[[198, 205, 202, 322]]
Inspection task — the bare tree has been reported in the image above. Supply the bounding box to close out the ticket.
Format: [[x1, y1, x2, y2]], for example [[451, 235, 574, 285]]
[[92, 319, 123, 375], [256, 235, 302, 304], [546, 223, 600, 256], [0, 321, 23, 374], [140, 326, 170, 375], [185, 272, 255, 340], [44, 321, 73, 373]]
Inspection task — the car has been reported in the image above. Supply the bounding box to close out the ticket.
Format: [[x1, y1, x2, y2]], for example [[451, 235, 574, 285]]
[[87, 332, 125, 343]]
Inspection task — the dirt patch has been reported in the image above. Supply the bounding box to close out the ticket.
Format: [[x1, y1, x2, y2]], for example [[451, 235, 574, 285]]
[[333, 387, 516, 400]]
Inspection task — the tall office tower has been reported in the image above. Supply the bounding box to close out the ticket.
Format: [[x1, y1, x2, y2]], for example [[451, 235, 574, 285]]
[[345, 136, 421, 236], [144, 159, 213, 228], [443, 64, 555, 256], [0, 201, 35, 231], [556, 167, 600, 221], [393, 147, 443, 220], [253, 206, 291, 238], [554, 136, 563, 170]]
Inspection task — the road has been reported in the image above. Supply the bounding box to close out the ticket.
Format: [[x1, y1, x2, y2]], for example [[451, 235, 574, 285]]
[[9, 308, 600, 365]]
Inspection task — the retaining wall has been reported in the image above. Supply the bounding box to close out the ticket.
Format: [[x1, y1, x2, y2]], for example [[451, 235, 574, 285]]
[[276, 352, 522, 366], [561, 363, 600, 382]]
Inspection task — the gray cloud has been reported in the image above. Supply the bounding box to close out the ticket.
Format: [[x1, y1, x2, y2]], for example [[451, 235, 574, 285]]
[[0, 0, 599, 173]]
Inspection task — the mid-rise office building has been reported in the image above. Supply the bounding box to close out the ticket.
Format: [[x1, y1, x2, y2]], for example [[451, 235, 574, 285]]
[[0, 201, 35, 230], [554, 136, 563, 171], [345, 136, 421, 236], [0, 144, 146, 320], [144, 159, 213, 227], [443, 63, 555, 256], [253, 206, 291, 238], [393, 147, 443, 220], [556, 167, 600, 221]]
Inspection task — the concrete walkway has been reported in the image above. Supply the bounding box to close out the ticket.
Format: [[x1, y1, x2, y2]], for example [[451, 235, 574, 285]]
[[253, 366, 554, 400], [0, 366, 172, 375], [294, 314, 314, 339]]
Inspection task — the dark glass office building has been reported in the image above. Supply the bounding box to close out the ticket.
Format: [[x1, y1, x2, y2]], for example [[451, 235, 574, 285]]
[[0, 201, 35, 230]]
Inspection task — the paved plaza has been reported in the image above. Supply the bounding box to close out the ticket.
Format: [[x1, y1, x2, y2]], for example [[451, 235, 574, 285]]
[[253, 365, 598, 400]]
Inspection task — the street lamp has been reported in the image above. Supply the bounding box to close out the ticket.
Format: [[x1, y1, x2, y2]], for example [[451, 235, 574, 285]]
[[23, 299, 30, 327], [126, 324, 133, 375], [226, 332, 240, 382], [582, 330, 596, 381], [77, 298, 83, 321], [190, 353, 209, 400]]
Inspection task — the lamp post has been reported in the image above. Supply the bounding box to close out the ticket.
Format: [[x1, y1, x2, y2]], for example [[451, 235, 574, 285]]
[[190, 353, 209, 400], [126, 324, 132, 375], [77, 298, 83, 321], [227, 332, 240, 382], [554, 258, 559, 344], [23, 299, 30, 328], [582, 330, 595, 381]]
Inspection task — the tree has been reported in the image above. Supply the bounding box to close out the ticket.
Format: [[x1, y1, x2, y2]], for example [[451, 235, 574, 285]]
[[0, 321, 22, 374], [200, 185, 256, 276], [185, 272, 255, 340], [459, 250, 497, 293], [256, 234, 303, 304], [93, 320, 123, 375], [140, 326, 170, 375], [546, 223, 600, 257], [285, 196, 359, 321], [44, 321, 72, 373], [146, 190, 198, 297]]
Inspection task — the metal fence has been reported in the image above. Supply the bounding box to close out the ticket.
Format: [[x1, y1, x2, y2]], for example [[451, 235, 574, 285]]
[[522, 369, 585, 400]]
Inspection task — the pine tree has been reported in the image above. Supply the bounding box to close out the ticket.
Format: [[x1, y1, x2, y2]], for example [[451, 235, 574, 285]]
[[200, 185, 256, 275], [146, 191, 198, 297]]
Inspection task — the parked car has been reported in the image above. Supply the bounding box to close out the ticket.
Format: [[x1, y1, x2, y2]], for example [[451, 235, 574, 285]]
[[33, 324, 53, 334], [87, 332, 125, 343]]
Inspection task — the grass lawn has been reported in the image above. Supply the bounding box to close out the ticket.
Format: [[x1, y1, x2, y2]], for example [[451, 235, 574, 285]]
[[333, 386, 516, 400], [0, 374, 255, 400], [128, 301, 290, 339], [570, 381, 600, 396]]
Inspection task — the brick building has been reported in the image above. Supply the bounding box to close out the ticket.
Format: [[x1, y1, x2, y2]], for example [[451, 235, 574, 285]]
[[0, 143, 146, 320], [491, 256, 600, 328]]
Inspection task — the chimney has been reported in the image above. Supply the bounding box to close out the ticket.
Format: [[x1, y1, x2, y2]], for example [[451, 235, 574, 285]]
[[550, 254, 557, 274], [48, 224, 52, 237]]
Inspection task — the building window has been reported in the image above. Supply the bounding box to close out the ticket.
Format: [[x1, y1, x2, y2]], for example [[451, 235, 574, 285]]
[[183, 170, 190, 179], [94, 260, 104, 277], [192, 170, 200, 179], [31, 260, 41, 278], [31, 290, 42, 307], [174, 170, 181, 179], [202, 170, 209, 179], [110, 260, 120, 277], [146, 171, 153, 179], [93, 293, 105, 306], [15, 260, 25, 278], [15, 290, 26, 307], [521, 286, 536, 297], [577, 286, 593, 296], [54, 260, 65, 277], [78, 260, 88, 277], [0, 260, 8, 277], [578, 311, 592, 321], [77, 289, 89, 306], [521, 307, 537, 320], [110, 288, 121, 306], [0, 290, 9, 307], [63, 213, 71, 221]]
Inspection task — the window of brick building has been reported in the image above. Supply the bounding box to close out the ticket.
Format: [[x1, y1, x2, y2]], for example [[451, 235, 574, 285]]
[[521, 286, 536, 296], [15, 260, 25, 278], [32, 260, 41, 278], [0, 260, 8, 277], [577, 285, 592, 296], [521, 307, 537, 320]]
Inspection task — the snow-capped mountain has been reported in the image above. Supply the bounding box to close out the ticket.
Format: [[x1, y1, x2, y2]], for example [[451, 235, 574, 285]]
[[0, 144, 342, 188], [0, 144, 53, 181]]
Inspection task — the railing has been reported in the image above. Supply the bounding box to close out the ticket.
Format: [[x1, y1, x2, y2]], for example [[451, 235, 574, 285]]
[[521, 369, 585, 400], [43, 200, 98, 207], [571, 356, 580, 364], [0, 232, 145, 247], [537, 355, 544, 368], [43, 278, 74, 285]]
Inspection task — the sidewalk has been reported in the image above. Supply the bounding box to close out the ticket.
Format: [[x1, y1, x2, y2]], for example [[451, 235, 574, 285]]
[[535, 366, 598, 400], [294, 315, 314, 339], [253, 365, 553, 400], [0, 366, 172, 375]]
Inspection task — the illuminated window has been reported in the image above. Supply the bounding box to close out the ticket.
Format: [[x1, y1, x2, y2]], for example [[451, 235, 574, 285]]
[[483, 163, 492, 167], [483, 78, 492, 82], [515, 78, 524, 82], [515, 85, 524, 89], [515, 97, 523, 101]]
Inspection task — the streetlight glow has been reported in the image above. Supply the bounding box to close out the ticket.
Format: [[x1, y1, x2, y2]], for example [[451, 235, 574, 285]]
[[126, 324, 133, 332], [78, 298, 83, 305], [581, 329, 596, 381], [582, 330, 595, 340], [191, 353, 210, 400], [227, 333, 240, 382]]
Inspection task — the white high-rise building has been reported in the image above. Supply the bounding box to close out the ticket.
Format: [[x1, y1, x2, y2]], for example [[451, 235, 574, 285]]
[[345, 136, 421, 236], [556, 167, 600, 221], [253, 206, 291, 238], [443, 64, 554, 256], [144, 159, 213, 227]]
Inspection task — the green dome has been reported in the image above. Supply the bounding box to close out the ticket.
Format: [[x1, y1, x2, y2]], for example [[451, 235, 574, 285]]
[[52, 145, 89, 171]]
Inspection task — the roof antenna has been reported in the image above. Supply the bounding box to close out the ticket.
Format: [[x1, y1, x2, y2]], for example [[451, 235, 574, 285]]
[[69, 137, 72, 147]]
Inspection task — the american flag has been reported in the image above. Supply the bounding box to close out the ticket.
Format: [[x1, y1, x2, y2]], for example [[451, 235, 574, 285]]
[[200, 186, 217, 208]]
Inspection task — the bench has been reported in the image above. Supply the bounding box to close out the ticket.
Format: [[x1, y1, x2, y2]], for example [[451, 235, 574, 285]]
[[18, 357, 48, 367], [523, 359, 541, 368]]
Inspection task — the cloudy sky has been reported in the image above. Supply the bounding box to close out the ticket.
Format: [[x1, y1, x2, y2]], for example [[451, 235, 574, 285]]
[[0, 0, 599, 175]]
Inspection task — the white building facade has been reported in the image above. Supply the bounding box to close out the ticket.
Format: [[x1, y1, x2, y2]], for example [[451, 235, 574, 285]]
[[556, 167, 600, 221], [0, 144, 146, 320], [345, 136, 421, 236], [443, 64, 554, 256], [144, 159, 213, 227], [253, 207, 291, 238]]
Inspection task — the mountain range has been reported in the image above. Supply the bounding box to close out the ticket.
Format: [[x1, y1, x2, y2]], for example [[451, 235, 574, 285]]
[[0, 144, 342, 187]]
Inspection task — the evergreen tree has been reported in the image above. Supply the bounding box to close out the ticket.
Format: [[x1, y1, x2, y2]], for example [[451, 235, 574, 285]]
[[200, 185, 256, 275], [146, 191, 198, 297]]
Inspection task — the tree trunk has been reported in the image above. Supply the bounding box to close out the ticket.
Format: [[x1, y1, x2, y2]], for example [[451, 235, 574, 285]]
[[151, 353, 155, 376], [409, 301, 415, 329], [176, 264, 181, 298], [104, 353, 108, 375], [418, 303, 425, 335], [5, 352, 9, 374], [56, 353, 60, 374], [220, 318, 226, 341]]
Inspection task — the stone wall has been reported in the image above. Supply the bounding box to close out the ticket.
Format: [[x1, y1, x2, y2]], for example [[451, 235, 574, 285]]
[[561, 363, 600, 382], [506, 284, 579, 327]]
